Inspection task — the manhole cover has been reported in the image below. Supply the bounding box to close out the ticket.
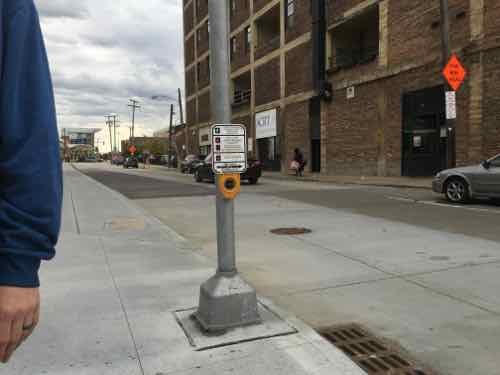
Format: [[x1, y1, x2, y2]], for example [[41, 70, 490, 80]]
[[270, 227, 312, 235], [318, 324, 434, 375]]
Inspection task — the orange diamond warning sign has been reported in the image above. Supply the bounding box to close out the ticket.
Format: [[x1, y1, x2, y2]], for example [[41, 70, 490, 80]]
[[443, 54, 467, 91]]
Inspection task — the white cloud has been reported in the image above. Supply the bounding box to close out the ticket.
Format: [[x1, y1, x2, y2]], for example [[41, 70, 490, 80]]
[[35, 0, 185, 152]]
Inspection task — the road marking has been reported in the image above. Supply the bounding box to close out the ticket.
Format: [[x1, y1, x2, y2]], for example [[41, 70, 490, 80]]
[[387, 196, 500, 214]]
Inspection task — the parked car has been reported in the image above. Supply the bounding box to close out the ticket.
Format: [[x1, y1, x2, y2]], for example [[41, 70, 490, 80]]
[[111, 154, 124, 166], [432, 154, 500, 203], [160, 154, 178, 168], [181, 154, 202, 174], [194, 154, 262, 184], [123, 156, 139, 169]]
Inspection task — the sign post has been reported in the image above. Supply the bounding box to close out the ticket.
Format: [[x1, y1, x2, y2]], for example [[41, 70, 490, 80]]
[[195, 0, 260, 332], [442, 53, 467, 168]]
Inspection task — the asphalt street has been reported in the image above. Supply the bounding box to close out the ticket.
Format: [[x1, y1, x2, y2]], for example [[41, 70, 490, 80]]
[[79, 163, 500, 242], [79, 163, 500, 375]]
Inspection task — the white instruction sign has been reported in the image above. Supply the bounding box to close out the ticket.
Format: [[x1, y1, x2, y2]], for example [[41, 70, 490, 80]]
[[445, 91, 457, 120], [212, 124, 247, 174]]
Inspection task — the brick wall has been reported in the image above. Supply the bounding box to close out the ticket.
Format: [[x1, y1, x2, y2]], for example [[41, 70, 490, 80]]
[[285, 41, 313, 96], [196, 0, 208, 23], [197, 21, 210, 56], [184, 2, 194, 36], [327, 0, 368, 23], [231, 29, 251, 72], [186, 98, 197, 126], [254, 0, 273, 13], [185, 35, 195, 66], [255, 58, 281, 106], [186, 67, 196, 97], [198, 91, 212, 123], [482, 48, 500, 158], [198, 56, 211, 90], [230, 0, 251, 31], [284, 101, 310, 171], [285, 0, 312, 43]]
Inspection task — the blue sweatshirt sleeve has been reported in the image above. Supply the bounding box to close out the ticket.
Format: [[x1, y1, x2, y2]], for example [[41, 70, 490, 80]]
[[0, 0, 62, 287]]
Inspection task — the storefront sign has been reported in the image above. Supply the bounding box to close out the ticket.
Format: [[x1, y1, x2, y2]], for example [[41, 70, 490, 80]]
[[212, 124, 248, 174], [255, 109, 277, 139]]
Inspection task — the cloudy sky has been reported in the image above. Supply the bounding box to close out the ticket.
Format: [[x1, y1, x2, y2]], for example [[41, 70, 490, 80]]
[[35, 0, 185, 152]]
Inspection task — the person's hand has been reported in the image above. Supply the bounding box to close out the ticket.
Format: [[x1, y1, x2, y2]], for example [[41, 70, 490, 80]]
[[0, 287, 40, 363]]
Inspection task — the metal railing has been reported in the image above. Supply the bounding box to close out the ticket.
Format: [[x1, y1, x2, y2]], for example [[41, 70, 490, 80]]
[[232, 89, 251, 106]]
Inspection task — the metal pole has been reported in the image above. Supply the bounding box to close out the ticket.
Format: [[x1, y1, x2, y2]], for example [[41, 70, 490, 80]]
[[168, 104, 174, 168], [440, 0, 456, 168], [210, 0, 235, 273], [178, 88, 188, 155], [113, 116, 117, 152], [195, 0, 260, 332]]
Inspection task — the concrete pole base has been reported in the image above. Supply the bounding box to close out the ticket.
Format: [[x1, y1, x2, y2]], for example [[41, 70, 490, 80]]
[[195, 272, 261, 332]]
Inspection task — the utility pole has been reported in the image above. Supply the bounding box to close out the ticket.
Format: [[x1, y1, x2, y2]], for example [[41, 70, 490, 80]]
[[168, 104, 174, 168], [128, 99, 141, 142], [440, 0, 456, 168], [195, 0, 260, 332], [105, 115, 113, 154], [108, 114, 119, 152]]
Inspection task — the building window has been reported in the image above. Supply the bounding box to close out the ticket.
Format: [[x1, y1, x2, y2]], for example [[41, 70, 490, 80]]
[[197, 62, 202, 81], [329, 5, 379, 70], [230, 0, 236, 14], [230, 37, 237, 61], [285, 0, 295, 28], [197, 28, 202, 42], [206, 57, 210, 77], [245, 26, 251, 52]]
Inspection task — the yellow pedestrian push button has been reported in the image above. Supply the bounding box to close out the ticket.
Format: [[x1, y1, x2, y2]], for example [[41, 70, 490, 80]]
[[218, 174, 241, 200]]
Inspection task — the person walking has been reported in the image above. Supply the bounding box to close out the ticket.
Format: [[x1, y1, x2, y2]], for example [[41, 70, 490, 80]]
[[0, 0, 62, 363], [292, 148, 307, 177]]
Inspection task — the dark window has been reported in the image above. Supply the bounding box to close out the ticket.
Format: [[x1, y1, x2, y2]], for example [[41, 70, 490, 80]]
[[206, 57, 211, 77], [230, 0, 236, 14], [330, 5, 379, 70], [197, 62, 202, 81]]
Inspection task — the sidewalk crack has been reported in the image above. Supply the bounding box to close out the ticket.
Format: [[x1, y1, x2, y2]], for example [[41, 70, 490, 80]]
[[98, 238, 145, 375]]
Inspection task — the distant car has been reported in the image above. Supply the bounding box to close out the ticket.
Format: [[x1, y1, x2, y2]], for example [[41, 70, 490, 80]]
[[181, 154, 202, 174], [160, 154, 178, 168], [432, 154, 500, 203], [111, 154, 124, 165], [84, 155, 98, 163], [123, 156, 139, 169], [194, 154, 262, 184]]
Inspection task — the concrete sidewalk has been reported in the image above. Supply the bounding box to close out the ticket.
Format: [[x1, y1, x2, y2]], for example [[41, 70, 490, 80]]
[[264, 172, 433, 189], [0, 165, 365, 375]]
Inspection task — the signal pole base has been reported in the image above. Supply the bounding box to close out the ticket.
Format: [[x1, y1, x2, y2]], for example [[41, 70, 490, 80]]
[[195, 272, 261, 332]]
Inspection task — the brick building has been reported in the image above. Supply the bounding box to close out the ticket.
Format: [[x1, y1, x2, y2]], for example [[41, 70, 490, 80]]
[[182, 0, 500, 176]]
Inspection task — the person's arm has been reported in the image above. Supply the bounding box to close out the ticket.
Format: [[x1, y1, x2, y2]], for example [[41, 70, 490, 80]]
[[0, 0, 61, 362], [0, 0, 62, 288]]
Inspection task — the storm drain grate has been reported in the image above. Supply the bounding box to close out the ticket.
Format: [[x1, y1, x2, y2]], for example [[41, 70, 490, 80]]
[[270, 227, 312, 235], [318, 324, 434, 375]]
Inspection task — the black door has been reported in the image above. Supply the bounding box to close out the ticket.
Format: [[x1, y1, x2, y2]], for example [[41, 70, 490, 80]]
[[257, 137, 281, 171], [402, 86, 446, 177]]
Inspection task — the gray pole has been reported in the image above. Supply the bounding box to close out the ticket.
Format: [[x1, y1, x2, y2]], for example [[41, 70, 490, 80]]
[[168, 104, 174, 168], [195, 0, 260, 332], [178, 88, 184, 125], [210, 0, 235, 273], [440, 0, 455, 168], [106, 116, 113, 154]]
